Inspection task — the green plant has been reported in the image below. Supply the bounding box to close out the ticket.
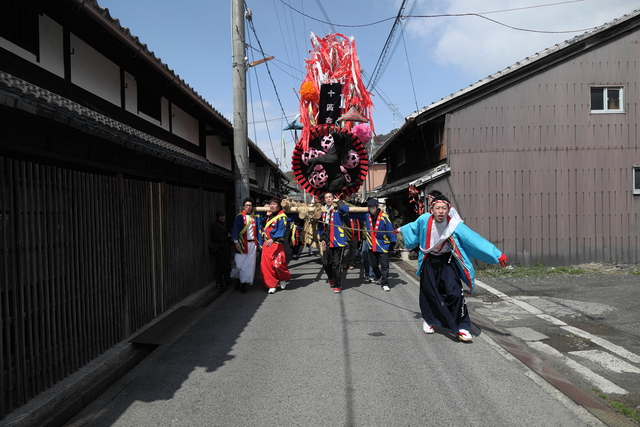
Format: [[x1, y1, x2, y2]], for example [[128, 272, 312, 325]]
[[477, 261, 585, 278], [610, 402, 640, 423]]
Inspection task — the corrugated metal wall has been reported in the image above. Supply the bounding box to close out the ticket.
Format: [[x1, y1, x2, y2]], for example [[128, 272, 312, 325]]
[[0, 156, 224, 417], [442, 31, 640, 265]]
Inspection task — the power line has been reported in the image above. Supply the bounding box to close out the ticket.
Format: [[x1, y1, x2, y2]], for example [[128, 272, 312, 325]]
[[366, 0, 410, 91], [277, 0, 596, 34]]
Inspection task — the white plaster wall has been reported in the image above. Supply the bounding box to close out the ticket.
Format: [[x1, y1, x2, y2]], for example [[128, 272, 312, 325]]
[[0, 14, 64, 77], [70, 33, 120, 106], [39, 15, 64, 77], [171, 104, 199, 145], [205, 135, 232, 170]]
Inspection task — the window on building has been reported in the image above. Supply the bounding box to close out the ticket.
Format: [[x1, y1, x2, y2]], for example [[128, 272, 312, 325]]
[[433, 124, 444, 147], [137, 83, 162, 121], [590, 86, 624, 113], [397, 147, 406, 167], [0, 1, 39, 55], [634, 167, 640, 195]]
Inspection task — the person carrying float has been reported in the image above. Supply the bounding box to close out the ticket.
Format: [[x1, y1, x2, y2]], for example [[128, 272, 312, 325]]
[[397, 196, 508, 342], [364, 198, 396, 292], [318, 191, 350, 293]]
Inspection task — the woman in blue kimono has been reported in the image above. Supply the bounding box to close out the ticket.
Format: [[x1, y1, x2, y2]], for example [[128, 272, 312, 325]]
[[398, 196, 507, 342]]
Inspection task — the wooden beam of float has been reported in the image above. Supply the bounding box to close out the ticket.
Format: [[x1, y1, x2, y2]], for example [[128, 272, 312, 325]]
[[253, 199, 368, 217]]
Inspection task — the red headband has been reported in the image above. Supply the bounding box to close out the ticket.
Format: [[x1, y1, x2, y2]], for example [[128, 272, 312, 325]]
[[430, 199, 451, 209]]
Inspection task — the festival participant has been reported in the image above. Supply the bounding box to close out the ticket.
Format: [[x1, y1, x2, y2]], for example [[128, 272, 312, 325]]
[[209, 211, 231, 289], [397, 196, 508, 342], [428, 190, 461, 220], [290, 217, 305, 260], [342, 216, 362, 270], [260, 197, 291, 294], [364, 199, 396, 292], [318, 192, 349, 293], [231, 197, 260, 294]]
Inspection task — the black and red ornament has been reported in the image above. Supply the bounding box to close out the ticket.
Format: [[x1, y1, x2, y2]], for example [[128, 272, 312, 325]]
[[292, 124, 368, 198]]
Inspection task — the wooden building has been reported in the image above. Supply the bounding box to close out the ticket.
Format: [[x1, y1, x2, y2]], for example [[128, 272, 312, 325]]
[[0, 0, 286, 418], [374, 9, 640, 266]]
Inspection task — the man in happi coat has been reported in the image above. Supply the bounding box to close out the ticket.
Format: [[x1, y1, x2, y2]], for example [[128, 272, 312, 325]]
[[397, 196, 507, 342], [364, 199, 396, 292], [318, 191, 350, 293], [231, 197, 260, 293]]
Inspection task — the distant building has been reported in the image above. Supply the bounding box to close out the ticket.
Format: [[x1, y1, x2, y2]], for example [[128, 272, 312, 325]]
[[374, 9, 640, 266]]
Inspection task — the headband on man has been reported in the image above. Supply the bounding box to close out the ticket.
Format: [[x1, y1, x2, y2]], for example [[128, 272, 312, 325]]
[[429, 199, 451, 209]]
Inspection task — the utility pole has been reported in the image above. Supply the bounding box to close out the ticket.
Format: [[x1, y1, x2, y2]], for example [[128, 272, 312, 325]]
[[231, 0, 249, 209]]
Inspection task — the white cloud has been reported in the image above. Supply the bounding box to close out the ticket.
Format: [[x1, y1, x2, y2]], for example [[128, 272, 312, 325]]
[[408, 0, 640, 81]]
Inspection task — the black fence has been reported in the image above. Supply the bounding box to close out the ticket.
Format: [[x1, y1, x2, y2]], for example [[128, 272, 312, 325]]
[[0, 156, 224, 418]]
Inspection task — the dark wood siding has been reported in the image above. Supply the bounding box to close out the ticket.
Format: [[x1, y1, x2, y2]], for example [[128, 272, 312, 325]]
[[0, 156, 224, 417]]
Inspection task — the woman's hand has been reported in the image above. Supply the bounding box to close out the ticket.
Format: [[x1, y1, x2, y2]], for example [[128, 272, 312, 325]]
[[266, 239, 273, 247]]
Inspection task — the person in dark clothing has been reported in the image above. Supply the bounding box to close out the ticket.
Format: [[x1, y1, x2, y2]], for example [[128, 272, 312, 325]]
[[318, 192, 350, 293], [210, 210, 231, 289]]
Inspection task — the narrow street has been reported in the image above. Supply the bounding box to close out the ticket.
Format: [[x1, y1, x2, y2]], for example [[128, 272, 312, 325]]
[[63, 254, 631, 427]]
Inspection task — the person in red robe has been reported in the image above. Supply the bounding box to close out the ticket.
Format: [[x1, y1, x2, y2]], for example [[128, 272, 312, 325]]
[[260, 197, 291, 294]]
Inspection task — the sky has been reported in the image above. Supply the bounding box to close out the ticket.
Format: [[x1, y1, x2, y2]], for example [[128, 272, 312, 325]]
[[97, 0, 640, 170]]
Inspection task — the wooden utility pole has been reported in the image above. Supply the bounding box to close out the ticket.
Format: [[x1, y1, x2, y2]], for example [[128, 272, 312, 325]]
[[231, 0, 250, 209]]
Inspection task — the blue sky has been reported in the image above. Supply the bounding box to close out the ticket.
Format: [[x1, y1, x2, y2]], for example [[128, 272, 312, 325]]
[[97, 0, 640, 170]]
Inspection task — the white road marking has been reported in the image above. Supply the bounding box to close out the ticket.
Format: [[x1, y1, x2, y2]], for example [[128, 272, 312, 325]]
[[562, 326, 640, 365], [527, 341, 628, 395], [475, 279, 640, 367], [569, 350, 640, 374]]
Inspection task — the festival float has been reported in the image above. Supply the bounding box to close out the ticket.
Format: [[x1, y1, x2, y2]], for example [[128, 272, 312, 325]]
[[257, 33, 376, 248]]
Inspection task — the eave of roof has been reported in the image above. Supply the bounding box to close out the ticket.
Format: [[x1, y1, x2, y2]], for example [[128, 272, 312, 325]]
[[71, 0, 284, 176], [374, 8, 640, 162], [373, 164, 450, 198], [71, 0, 233, 131], [0, 71, 234, 178]]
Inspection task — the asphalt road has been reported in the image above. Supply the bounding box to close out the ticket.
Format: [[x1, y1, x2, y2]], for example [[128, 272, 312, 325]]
[[65, 254, 615, 427], [469, 265, 640, 424]]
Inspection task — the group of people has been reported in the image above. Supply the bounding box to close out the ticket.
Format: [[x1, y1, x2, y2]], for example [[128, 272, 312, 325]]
[[211, 190, 508, 342], [318, 192, 396, 294], [209, 196, 291, 295]]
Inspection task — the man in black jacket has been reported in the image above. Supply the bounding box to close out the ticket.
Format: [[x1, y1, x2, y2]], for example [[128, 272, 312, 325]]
[[210, 210, 231, 289]]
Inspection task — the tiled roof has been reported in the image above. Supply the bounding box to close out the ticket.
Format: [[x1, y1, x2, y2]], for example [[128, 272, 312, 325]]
[[81, 0, 233, 131], [374, 9, 640, 162], [0, 71, 234, 178], [408, 9, 640, 120]]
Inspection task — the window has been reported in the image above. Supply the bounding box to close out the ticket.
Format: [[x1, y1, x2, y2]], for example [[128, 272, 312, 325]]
[[433, 124, 444, 147], [634, 167, 640, 195], [590, 86, 624, 113], [0, 1, 39, 55], [137, 83, 161, 121], [397, 147, 406, 166]]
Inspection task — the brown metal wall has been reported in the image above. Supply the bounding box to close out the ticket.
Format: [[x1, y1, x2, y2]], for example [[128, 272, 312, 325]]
[[0, 156, 224, 418], [442, 31, 640, 265]]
